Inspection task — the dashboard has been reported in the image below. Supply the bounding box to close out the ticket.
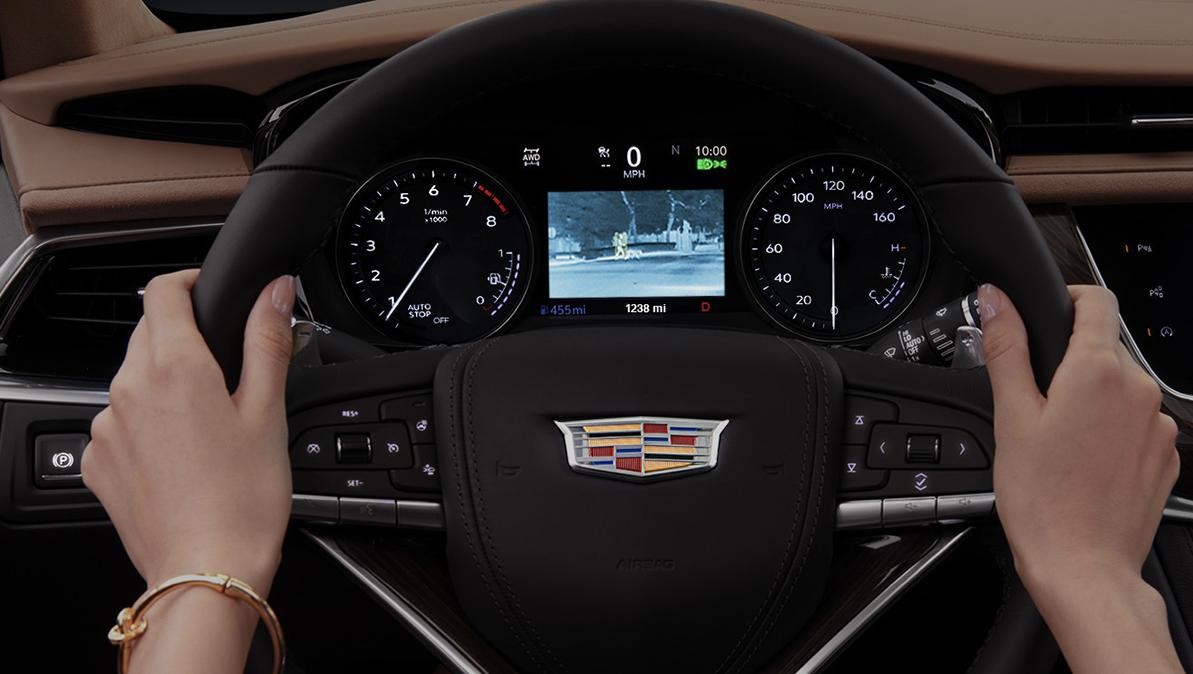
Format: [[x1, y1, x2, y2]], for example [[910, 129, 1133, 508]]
[[300, 69, 969, 350]]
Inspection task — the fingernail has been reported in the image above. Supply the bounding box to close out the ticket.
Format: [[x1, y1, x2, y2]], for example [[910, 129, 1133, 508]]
[[271, 275, 295, 316], [977, 283, 1002, 324]]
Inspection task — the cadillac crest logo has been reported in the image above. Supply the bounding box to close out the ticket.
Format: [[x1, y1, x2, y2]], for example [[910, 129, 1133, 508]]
[[554, 417, 728, 479]]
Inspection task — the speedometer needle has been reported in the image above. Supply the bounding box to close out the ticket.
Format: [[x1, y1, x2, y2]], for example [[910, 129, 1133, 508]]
[[386, 241, 441, 321], [830, 236, 839, 331]]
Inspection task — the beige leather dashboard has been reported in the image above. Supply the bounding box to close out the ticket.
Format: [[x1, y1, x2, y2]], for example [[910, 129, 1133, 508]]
[[1, 0, 1192, 231]]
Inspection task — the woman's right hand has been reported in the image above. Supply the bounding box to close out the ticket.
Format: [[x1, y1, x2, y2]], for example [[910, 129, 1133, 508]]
[[980, 283, 1182, 673]]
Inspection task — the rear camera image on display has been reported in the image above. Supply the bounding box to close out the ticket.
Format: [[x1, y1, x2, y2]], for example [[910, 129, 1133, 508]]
[[547, 190, 725, 298]]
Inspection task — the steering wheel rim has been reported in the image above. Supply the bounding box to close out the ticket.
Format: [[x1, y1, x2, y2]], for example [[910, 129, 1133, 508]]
[[192, 0, 1074, 670], [194, 0, 1071, 392]]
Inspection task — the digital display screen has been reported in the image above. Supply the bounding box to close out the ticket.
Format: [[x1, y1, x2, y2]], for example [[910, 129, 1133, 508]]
[[1077, 205, 1193, 395], [546, 189, 726, 299]]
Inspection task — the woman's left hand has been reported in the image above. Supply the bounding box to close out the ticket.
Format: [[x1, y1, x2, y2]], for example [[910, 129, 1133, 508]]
[[82, 270, 296, 593]]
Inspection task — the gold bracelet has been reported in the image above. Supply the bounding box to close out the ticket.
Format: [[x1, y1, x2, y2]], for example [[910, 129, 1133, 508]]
[[108, 572, 285, 674]]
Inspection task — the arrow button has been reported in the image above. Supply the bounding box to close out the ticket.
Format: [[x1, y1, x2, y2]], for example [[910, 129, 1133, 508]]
[[839, 446, 886, 492]]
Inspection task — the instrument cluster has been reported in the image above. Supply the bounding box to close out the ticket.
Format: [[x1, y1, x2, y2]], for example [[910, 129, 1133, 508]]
[[314, 72, 965, 349]]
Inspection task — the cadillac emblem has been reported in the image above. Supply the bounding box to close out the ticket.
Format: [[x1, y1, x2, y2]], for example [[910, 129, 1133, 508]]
[[554, 417, 728, 479]]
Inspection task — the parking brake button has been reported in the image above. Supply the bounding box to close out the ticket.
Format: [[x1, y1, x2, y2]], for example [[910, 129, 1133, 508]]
[[34, 433, 89, 488]]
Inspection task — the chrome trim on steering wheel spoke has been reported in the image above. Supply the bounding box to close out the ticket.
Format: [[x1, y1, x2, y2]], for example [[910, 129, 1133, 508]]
[[796, 527, 972, 673], [303, 529, 485, 674], [1164, 496, 1193, 525]]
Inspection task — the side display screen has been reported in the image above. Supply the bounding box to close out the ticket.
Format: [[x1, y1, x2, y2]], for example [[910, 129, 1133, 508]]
[[546, 189, 726, 300], [1078, 205, 1193, 396]]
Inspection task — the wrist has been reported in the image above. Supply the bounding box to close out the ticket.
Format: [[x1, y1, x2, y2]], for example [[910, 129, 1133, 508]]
[[148, 544, 281, 596], [1018, 555, 1158, 616]]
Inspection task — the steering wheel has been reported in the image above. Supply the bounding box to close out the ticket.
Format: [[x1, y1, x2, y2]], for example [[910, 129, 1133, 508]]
[[192, 1, 1074, 671]]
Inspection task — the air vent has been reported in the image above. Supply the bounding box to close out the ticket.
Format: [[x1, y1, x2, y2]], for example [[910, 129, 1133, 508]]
[[0, 230, 217, 381], [59, 87, 261, 147], [1001, 87, 1193, 155]]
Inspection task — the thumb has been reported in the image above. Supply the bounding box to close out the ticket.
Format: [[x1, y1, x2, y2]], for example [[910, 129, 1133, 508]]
[[979, 283, 1044, 413], [235, 275, 296, 413]]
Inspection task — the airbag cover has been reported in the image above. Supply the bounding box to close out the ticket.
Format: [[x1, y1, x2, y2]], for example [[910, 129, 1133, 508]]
[[436, 327, 842, 673]]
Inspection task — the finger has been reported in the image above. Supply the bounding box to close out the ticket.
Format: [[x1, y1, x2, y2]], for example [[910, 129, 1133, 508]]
[[1068, 285, 1121, 350], [979, 283, 1044, 413], [233, 276, 295, 414], [140, 269, 203, 348]]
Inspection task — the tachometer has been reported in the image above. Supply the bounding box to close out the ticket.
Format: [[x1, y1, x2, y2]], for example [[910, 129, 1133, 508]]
[[337, 158, 532, 344], [741, 154, 928, 341]]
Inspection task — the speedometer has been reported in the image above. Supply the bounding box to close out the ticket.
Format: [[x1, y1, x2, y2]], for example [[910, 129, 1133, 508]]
[[741, 154, 928, 341], [337, 158, 532, 344]]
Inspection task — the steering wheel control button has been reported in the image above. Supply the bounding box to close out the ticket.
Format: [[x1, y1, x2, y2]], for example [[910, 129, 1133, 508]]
[[868, 424, 905, 467], [34, 433, 89, 488], [836, 500, 883, 530], [905, 434, 941, 463], [886, 469, 992, 497], [843, 397, 897, 444], [397, 501, 446, 530], [379, 393, 435, 444], [839, 446, 886, 491], [371, 424, 414, 469], [291, 428, 337, 469], [882, 497, 936, 526], [937, 493, 995, 522], [335, 433, 372, 464], [289, 399, 380, 430], [869, 424, 988, 471], [291, 494, 339, 523], [389, 445, 441, 492], [938, 429, 989, 469], [340, 497, 397, 526], [292, 470, 399, 498]]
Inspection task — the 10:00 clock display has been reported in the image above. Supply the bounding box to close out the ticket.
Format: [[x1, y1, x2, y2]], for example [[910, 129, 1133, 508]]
[[741, 154, 929, 341]]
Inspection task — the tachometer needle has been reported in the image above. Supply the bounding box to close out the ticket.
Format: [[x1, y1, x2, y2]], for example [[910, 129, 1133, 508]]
[[830, 236, 838, 331], [386, 241, 441, 321]]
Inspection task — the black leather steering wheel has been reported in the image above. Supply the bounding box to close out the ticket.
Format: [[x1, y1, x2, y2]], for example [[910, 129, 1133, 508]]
[[192, 1, 1073, 671]]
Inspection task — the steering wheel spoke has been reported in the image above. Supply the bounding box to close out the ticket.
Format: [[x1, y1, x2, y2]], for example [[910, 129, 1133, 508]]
[[285, 347, 450, 530], [831, 348, 995, 532]]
